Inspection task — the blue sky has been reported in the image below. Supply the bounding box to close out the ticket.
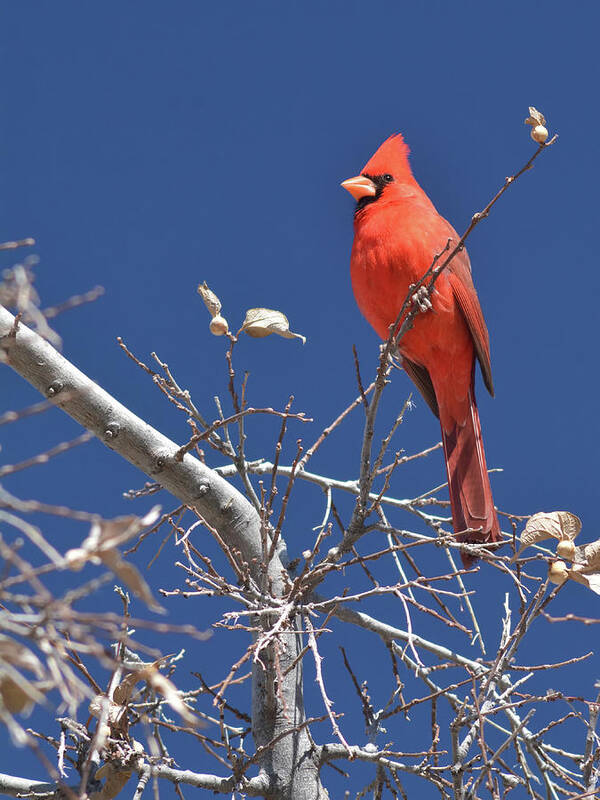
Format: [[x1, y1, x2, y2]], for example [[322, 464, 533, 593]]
[[1, 1, 599, 794]]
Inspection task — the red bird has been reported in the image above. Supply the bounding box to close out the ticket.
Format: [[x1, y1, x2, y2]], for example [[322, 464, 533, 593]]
[[342, 135, 501, 564]]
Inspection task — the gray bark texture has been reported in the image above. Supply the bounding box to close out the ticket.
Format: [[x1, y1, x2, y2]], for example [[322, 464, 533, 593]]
[[0, 773, 56, 798], [0, 304, 328, 800]]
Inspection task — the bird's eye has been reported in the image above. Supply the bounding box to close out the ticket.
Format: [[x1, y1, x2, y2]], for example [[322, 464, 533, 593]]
[[383, 173, 394, 183]]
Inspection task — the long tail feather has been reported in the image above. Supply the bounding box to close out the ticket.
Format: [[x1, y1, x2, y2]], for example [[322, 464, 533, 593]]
[[441, 389, 500, 567]]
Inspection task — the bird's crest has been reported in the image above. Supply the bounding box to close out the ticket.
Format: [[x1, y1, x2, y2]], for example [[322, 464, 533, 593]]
[[362, 134, 415, 183]]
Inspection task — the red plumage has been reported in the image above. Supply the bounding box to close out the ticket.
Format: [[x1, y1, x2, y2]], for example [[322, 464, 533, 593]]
[[343, 135, 500, 565]]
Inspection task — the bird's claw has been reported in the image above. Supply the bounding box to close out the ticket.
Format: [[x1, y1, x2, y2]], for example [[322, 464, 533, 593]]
[[411, 285, 433, 313]]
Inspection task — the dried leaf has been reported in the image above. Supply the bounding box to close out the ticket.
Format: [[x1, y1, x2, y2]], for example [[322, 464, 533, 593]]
[[546, 549, 600, 595], [0, 638, 46, 713], [581, 538, 600, 571], [91, 762, 132, 800], [146, 668, 195, 723], [568, 567, 600, 596], [558, 512, 582, 539], [100, 549, 164, 614], [0, 677, 38, 714], [513, 511, 581, 559], [0, 638, 44, 676], [240, 308, 306, 344], [525, 106, 546, 126], [197, 281, 222, 318], [66, 507, 161, 565], [111, 661, 196, 725], [90, 507, 162, 552], [527, 511, 581, 541], [63, 507, 163, 612], [112, 673, 140, 706]]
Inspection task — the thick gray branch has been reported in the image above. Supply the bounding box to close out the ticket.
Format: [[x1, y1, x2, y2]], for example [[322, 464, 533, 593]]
[[151, 766, 269, 797], [140, 765, 270, 795], [0, 305, 326, 800], [0, 773, 56, 798], [0, 768, 270, 798], [0, 305, 267, 575]]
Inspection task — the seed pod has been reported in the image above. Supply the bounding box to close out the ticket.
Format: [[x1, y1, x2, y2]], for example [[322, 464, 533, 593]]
[[556, 539, 576, 561], [548, 560, 568, 585], [209, 315, 229, 336], [531, 125, 548, 144]]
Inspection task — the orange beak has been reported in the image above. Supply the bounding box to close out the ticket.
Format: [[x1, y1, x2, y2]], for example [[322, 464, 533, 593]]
[[341, 174, 377, 201]]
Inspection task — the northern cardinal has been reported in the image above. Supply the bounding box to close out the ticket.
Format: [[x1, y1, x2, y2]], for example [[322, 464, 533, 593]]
[[342, 135, 500, 564]]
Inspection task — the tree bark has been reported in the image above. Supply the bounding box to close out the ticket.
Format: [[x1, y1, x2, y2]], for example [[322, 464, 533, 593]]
[[0, 305, 327, 800]]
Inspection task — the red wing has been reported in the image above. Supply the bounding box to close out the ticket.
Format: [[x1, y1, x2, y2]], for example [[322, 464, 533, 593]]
[[402, 357, 439, 418], [447, 249, 494, 397]]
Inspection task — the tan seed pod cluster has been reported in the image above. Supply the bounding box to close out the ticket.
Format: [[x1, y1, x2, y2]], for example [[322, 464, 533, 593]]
[[198, 281, 230, 336], [512, 510, 581, 560], [515, 511, 600, 594], [525, 107, 549, 144]]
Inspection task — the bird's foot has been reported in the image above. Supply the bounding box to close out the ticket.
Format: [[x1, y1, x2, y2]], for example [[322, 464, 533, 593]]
[[379, 342, 402, 369], [379, 342, 400, 358]]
